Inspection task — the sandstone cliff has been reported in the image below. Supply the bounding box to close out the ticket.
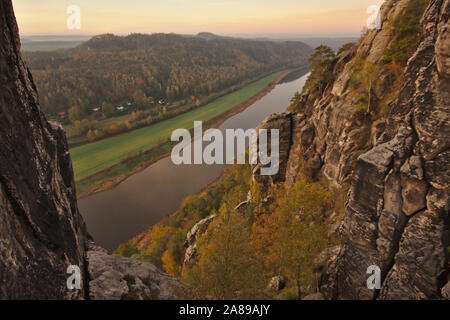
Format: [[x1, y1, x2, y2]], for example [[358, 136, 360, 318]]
[[249, 0, 449, 299], [0, 0, 184, 300], [321, 0, 449, 300], [0, 0, 87, 299]]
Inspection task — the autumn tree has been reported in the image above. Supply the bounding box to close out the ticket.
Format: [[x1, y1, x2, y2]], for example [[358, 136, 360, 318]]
[[68, 105, 84, 122], [162, 250, 180, 277], [87, 129, 96, 142], [187, 203, 261, 299], [251, 178, 333, 299], [162, 230, 185, 277], [102, 102, 115, 116], [108, 123, 121, 135], [132, 89, 148, 108]]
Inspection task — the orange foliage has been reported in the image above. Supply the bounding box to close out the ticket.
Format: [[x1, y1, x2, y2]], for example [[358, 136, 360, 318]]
[[162, 250, 181, 277]]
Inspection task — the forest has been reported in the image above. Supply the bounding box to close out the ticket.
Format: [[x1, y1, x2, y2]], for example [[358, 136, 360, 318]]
[[23, 33, 311, 127]]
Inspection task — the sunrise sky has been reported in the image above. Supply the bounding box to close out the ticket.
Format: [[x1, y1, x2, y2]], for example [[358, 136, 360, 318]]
[[13, 0, 385, 36]]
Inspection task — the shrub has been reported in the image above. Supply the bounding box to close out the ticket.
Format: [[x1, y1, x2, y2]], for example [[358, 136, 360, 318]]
[[115, 243, 140, 258], [356, 126, 371, 150], [337, 42, 357, 55], [108, 123, 121, 134]]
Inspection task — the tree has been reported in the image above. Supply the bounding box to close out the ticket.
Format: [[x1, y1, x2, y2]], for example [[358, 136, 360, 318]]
[[68, 105, 83, 122], [162, 250, 180, 277], [102, 102, 114, 116], [108, 123, 121, 135], [132, 89, 147, 108], [251, 178, 332, 299], [187, 203, 261, 299], [360, 61, 379, 113], [304, 46, 336, 97], [288, 91, 303, 112], [87, 129, 96, 142], [308, 45, 335, 71]]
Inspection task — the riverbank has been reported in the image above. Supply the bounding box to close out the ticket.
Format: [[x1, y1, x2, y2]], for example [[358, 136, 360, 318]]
[[74, 69, 299, 199]]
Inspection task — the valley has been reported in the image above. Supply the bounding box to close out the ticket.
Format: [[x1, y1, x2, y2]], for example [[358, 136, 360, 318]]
[[0, 0, 447, 302], [72, 70, 293, 198], [78, 71, 310, 251]]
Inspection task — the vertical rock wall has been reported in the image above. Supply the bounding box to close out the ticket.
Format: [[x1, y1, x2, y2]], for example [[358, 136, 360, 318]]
[[321, 0, 449, 299], [0, 1, 88, 299]]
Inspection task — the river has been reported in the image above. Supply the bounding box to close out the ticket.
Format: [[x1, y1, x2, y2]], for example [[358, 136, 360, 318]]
[[78, 71, 309, 250]]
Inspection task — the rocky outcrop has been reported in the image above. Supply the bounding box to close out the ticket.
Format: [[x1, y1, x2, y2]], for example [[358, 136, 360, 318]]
[[303, 292, 325, 300], [87, 242, 186, 300], [266, 276, 286, 292], [442, 281, 450, 299], [321, 0, 449, 300], [183, 215, 217, 267], [251, 112, 311, 187], [0, 0, 185, 300], [252, 112, 296, 186]]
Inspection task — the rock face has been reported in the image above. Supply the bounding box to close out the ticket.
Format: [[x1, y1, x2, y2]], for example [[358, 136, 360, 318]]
[[266, 276, 286, 292], [320, 0, 449, 300], [0, 0, 185, 300], [183, 215, 217, 267], [252, 112, 297, 186], [0, 1, 88, 299], [250, 0, 449, 300], [252, 112, 309, 187]]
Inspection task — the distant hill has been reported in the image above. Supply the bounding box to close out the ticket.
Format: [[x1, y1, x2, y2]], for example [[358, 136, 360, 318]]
[[285, 37, 358, 51], [24, 33, 312, 118], [20, 35, 93, 52], [195, 32, 231, 40], [21, 41, 84, 52], [225, 34, 359, 51]]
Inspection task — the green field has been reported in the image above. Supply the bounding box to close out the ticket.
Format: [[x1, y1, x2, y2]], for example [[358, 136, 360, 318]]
[[70, 72, 281, 182]]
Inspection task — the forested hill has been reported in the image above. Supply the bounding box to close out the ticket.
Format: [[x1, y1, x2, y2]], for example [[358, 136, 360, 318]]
[[23, 33, 312, 118]]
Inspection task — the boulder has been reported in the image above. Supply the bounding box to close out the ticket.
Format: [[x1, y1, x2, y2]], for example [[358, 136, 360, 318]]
[[303, 293, 325, 300], [266, 276, 286, 292], [87, 242, 186, 300]]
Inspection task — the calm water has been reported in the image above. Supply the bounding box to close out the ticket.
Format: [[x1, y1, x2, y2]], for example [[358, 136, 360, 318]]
[[78, 71, 309, 250]]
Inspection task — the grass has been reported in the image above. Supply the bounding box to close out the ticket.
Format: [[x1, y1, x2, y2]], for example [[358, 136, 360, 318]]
[[66, 113, 132, 137], [74, 141, 175, 197], [70, 71, 281, 183]]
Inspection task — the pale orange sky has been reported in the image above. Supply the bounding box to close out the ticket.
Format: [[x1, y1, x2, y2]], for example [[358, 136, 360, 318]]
[[13, 0, 385, 36]]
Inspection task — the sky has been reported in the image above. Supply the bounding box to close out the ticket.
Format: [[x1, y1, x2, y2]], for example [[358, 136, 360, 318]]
[[13, 0, 385, 36]]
